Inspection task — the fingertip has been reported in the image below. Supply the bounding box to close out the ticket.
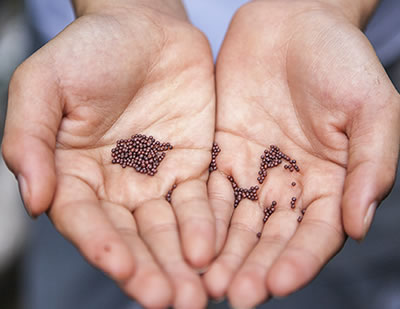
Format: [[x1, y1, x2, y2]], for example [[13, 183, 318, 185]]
[[343, 200, 377, 241], [343, 120, 398, 240], [266, 262, 299, 298], [128, 271, 173, 309], [342, 200, 365, 241], [342, 166, 384, 241], [183, 220, 215, 269], [3, 137, 57, 217], [16, 174, 32, 217], [228, 271, 268, 309], [203, 262, 230, 300], [26, 170, 57, 217], [174, 277, 208, 309]]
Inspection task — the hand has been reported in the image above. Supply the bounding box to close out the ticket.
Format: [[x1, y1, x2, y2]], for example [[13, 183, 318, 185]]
[[204, 1, 400, 307], [2, 1, 215, 308]]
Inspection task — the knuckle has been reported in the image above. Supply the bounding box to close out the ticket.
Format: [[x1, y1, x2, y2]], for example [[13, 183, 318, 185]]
[[229, 221, 257, 234], [141, 222, 177, 239]]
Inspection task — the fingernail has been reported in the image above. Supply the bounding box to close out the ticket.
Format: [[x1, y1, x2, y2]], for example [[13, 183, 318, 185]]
[[17, 175, 31, 217], [361, 201, 377, 241]]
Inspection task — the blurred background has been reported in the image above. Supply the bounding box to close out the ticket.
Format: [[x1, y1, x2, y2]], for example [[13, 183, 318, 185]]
[[0, 0, 399, 309], [0, 0, 30, 308]]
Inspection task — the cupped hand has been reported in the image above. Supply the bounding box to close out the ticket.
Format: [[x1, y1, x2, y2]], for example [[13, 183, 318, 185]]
[[2, 2, 215, 308], [204, 1, 400, 307]]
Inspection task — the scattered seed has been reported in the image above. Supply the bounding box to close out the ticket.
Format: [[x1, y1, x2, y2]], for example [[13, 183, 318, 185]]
[[228, 175, 259, 208], [297, 216, 303, 222], [262, 203, 277, 223], [257, 232, 262, 238], [165, 184, 177, 203], [226, 144, 302, 225], [257, 145, 299, 184]]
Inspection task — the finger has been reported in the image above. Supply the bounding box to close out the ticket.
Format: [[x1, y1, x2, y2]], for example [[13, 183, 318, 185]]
[[2, 61, 61, 217], [203, 198, 263, 300], [266, 196, 345, 298], [48, 175, 135, 282], [207, 170, 234, 254], [342, 92, 400, 241], [170, 179, 215, 269], [227, 206, 300, 308], [101, 201, 173, 308], [135, 199, 208, 309]]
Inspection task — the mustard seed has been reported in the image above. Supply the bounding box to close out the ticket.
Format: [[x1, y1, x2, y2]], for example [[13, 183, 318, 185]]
[[111, 134, 172, 176], [165, 184, 177, 203]]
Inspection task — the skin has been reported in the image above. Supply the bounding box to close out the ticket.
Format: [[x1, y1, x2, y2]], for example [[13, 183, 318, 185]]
[[2, 0, 399, 308], [204, 0, 400, 308], [2, 1, 216, 308]]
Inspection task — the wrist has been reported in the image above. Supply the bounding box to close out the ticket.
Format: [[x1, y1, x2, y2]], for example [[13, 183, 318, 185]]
[[315, 0, 379, 28], [72, 0, 187, 19], [252, 0, 379, 28]]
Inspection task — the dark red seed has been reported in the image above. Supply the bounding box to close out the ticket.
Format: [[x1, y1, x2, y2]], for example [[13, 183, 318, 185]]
[[297, 216, 303, 222], [292, 197, 297, 201], [112, 134, 172, 176], [272, 201, 277, 206], [257, 232, 262, 238], [292, 182, 296, 186]]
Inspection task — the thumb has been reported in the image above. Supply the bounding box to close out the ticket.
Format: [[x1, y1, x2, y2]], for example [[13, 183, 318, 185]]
[[342, 90, 400, 241], [1, 60, 62, 217]]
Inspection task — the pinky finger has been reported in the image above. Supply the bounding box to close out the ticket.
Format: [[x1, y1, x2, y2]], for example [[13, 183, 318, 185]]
[[48, 175, 135, 282], [266, 196, 346, 297]]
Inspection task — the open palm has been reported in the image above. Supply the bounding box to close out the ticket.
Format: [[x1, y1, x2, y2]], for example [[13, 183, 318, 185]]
[[204, 2, 400, 308], [3, 5, 215, 308]]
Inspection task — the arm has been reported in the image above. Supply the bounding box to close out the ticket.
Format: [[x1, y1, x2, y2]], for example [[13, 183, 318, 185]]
[[2, 1, 216, 307], [72, 0, 188, 19], [313, 0, 379, 26], [204, 0, 399, 307]]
